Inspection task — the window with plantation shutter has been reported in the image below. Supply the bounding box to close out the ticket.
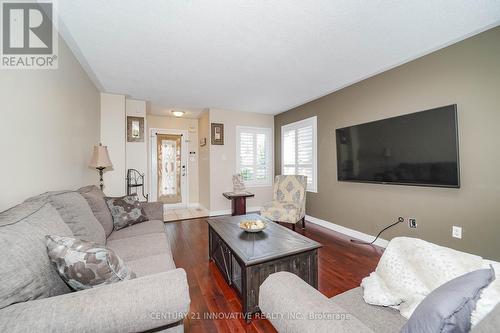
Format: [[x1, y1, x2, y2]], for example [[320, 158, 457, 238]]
[[281, 116, 318, 192], [236, 126, 273, 186]]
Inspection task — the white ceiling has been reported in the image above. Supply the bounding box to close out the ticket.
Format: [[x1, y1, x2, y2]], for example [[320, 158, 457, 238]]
[[148, 105, 205, 119], [57, 1, 500, 115]]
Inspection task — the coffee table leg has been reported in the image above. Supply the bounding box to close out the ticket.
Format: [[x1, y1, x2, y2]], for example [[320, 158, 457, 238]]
[[242, 266, 252, 323], [208, 226, 213, 260]]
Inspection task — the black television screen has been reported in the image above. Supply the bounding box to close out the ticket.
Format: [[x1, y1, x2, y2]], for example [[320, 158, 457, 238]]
[[336, 105, 460, 188]]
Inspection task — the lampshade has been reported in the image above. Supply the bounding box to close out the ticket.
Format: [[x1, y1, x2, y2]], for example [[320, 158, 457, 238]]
[[89, 144, 113, 169]]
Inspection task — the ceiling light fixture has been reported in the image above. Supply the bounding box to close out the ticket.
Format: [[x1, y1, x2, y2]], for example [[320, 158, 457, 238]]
[[171, 110, 185, 117], [170, 110, 186, 117]]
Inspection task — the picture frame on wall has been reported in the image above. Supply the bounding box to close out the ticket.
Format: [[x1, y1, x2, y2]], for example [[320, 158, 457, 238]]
[[211, 123, 224, 145], [127, 116, 144, 142]]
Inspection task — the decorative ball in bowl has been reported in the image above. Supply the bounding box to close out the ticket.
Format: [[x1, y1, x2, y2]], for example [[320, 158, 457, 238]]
[[239, 219, 267, 233]]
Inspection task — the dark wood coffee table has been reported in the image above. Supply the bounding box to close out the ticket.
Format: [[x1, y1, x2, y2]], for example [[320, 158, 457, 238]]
[[207, 213, 321, 322]]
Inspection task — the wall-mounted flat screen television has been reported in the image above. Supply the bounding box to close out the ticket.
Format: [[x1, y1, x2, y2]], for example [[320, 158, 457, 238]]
[[336, 105, 460, 188]]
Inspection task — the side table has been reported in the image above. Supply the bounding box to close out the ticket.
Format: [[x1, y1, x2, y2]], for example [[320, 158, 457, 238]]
[[222, 191, 255, 216]]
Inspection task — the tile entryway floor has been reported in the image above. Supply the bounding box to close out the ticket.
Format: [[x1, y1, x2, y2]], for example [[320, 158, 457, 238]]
[[164, 206, 209, 222]]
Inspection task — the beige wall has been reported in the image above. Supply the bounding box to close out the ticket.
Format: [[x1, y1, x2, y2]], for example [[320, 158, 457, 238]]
[[198, 111, 211, 209], [147, 115, 199, 204], [275, 27, 500, 260], [209, 108, 274, 213], [100, 93, 126, 197], [0, 36, 100, 210]]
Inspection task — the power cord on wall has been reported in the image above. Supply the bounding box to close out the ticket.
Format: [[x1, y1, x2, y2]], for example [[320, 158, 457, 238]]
[[350, 217, 404, 245]]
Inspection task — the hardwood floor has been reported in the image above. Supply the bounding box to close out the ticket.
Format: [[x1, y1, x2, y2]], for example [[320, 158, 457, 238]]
[[165, 217, 383, 333]]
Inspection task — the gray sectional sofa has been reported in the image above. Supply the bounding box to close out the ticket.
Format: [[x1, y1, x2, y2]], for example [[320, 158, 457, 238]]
[[259, 271, 499, 333], [0, 185, 190, 333]]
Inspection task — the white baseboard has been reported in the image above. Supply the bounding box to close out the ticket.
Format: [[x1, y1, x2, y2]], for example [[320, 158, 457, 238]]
[[306, 215, 389, 248], [209, 210, 229, 217], [163, 202, 204, 210], [209, 206, 262, 217]]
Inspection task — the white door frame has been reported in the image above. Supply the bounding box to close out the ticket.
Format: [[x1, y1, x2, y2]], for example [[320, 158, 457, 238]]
[[150, 128, 189, 208]]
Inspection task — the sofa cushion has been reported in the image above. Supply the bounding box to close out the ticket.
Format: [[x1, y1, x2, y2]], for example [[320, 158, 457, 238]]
[[46, 235, 136, 290], [126, 253, 176, 276], [105, 194, 148, 231], [106, 233, 172, 262], [401, 267, 495, 333], [78, 185, 114, 237], [331, 287, 407, 333], [140, 201, 165, 221], [107, 220, 166, 241], [29, 191, 106, 245], [0, 202, 73, 309]]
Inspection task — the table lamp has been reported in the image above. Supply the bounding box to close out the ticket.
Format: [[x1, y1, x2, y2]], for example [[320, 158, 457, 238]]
[[89, 143, 113, 191]]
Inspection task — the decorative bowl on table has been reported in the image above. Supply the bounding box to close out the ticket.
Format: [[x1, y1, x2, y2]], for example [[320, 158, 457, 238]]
[[239, 219, 267, 233]]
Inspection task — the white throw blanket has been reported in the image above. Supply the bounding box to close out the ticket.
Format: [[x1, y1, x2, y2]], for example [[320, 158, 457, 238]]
[[361, 237, 500, 326]]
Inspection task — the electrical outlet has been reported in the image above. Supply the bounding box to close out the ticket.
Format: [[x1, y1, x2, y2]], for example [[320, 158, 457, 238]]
[[452, 226, 462, 239], [408, 218, 417, 228]]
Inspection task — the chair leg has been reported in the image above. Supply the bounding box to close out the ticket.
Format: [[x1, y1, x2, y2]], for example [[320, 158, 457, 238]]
[[292, 224, 296, 231], [302, 217, 306, 230]]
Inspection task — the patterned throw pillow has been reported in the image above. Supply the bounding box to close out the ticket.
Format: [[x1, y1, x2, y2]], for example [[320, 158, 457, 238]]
[[46, 235, 136, 291], [104, 194, 149, 231]]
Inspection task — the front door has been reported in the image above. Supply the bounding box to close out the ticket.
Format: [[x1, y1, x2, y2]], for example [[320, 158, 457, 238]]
[[156, 133, 186, 205]]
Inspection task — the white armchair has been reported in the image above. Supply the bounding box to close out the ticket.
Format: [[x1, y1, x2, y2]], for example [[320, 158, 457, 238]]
[[260, 175, 307, 231]]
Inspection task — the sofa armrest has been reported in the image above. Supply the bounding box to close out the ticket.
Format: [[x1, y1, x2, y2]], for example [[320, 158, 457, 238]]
[[140, 201, 164, 221], [259, 272, 371, 333], [0, 269, 190, 333]]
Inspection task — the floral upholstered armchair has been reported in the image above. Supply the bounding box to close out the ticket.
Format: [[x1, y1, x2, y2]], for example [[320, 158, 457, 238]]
[[260, 175, 307, 231]]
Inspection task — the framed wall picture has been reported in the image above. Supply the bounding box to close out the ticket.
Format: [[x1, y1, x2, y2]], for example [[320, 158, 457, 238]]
[[211, 123, 224, 145], [127, 116, 144, 142]]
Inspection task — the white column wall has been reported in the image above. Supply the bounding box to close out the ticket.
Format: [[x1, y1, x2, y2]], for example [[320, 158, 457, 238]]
[[125, 99, 148, 198], [100, 93, 126, 196]]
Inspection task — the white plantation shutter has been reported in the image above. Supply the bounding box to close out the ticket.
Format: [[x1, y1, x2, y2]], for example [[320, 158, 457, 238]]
[[255, 133, 267, 181], [236, 127, 272, 186], [240, 132, 255, 180], [281, 116, 317, 192]]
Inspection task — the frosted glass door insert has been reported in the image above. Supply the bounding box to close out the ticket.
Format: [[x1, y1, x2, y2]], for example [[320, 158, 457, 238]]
[[157, 134, 182, 204]]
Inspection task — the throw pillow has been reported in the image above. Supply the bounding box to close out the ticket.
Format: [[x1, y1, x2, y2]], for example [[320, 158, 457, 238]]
[[400, 266, 495, 333], [46, 235, 136, 290], [105, 194, 149, 230]]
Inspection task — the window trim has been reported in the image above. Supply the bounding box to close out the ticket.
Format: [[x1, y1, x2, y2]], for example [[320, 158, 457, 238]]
[[236, 126, 273, 187], [281, 116, 318, 193]]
